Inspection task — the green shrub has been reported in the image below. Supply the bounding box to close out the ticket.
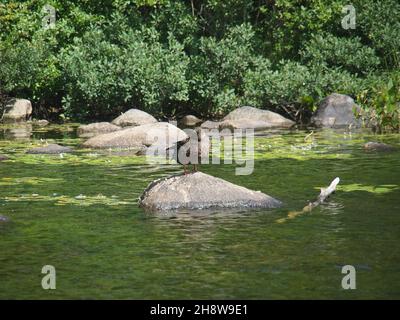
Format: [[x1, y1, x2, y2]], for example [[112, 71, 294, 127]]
[[188, 24, 256, 117], [357, 72, 400, 132], [301, 33, 380, 75], [0, 0, 398, 123], [61, 26, 189, 120], [354, 0, 400, 69]]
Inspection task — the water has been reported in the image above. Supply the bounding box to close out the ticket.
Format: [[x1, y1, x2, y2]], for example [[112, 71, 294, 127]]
[[0, 123, 399, 299]]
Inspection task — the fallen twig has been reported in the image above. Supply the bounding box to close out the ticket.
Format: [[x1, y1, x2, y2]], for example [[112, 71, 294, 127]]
[[276, 177, 340, 223]]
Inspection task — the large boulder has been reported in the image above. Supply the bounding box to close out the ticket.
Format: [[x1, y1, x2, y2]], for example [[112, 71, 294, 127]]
[[312, 93, 361, 128], [2, 98, 32, 122], [83, 122, 188, 150], [139, 172, 282, 211], [26, 144, 73, 154], [180, 115, 202, 126], [77, 122, 121, 138], [112, 108, 157, 127], [223, 106, 294, 129]]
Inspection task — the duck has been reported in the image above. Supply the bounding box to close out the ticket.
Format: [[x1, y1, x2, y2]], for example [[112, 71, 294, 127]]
[[169, 127, 210, 174]]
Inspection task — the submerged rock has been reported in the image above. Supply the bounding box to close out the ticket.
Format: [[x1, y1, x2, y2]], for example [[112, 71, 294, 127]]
[[139, 172, 282, 211], [0, 215, 10, 223], [312, 93, 361, 128], [0, 154, 9, 161], [2, 98, 32, 122], [223, 106, 294, 128], [83, 122, 188, 150], [180, 115, 202, 126], [77, 122, 121, 138], [364, 142, 396, 152], [112, 108, 157, 127], [26, 144, 73, 154]]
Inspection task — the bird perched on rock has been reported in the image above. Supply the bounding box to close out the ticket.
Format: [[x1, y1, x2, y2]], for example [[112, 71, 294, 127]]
[[168, 127, 210, 174]]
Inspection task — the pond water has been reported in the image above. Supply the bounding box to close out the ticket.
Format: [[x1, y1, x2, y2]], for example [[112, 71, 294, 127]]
[[0, 123, 399, 299]]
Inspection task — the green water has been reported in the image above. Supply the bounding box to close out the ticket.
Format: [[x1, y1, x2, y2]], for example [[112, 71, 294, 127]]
[[0, 124, 399, 299]]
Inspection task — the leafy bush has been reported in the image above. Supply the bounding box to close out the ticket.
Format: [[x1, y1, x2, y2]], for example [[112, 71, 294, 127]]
[[357, 73, 400, 132], [61, 26, 189, 119], [188, 24, 256, 116], [0, 0, 399, 126], [301, 33, 380, 75]]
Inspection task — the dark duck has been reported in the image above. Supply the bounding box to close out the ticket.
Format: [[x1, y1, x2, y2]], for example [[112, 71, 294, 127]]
[[169, 127, 210, 174]]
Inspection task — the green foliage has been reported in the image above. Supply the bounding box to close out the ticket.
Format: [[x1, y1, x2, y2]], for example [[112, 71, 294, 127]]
[[189, 24, 255, 116], [0, 0, 399, 125], [301, 33, 380, 75], [357, 73, 400, 132], [61, 27, 189, 119], [354, 0, 400, 69]]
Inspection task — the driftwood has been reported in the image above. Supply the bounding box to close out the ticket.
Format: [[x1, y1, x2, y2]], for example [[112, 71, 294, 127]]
[[277, 177, 340, 223]]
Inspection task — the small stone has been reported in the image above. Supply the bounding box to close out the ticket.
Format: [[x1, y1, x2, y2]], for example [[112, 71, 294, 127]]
[[26, 144, 73, 154], [112, 109, 157, 127], [77, 122, 121, 138], [36, 120, 49, 126], [364, 142, 396, 152], [180, 115, 202, 126]]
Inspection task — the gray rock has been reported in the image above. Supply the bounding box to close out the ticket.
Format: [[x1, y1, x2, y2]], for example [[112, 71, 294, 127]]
[[200, 120, 221, 130], [26, 144, 73, 154], [219, 119, 279, 131], [139, 171, 282, 211], [0, 154, 9, 161], [312, 93, 361, 128], [364, 142, 396, 152], [2, 98, 32, 122], [83, 122, 188, 150], [77, 122, 121, 138], [180, 115, 202, 126], [223, 106, 295, 128], [36, 119, 49, 126], [112, 108, 157, 127]]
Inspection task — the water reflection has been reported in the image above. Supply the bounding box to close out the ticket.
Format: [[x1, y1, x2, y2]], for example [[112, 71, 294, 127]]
[[2, 124, 32, 140]]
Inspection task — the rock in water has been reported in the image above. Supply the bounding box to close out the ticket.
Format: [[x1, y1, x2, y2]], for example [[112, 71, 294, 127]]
[[312, 93, 361, 128], [139, 172, 282, 211], [77, 122, 121, 138], [112, 109, 157, 127], [180, 115, 202, 126], [36, 119, 49, 126], [200, 120, 221, 130], [219, 119, 279, 131], [26, 144, 73, 154], [0, 154, 9, 161], [223, 106, 294, 129], [83, 122, 188, 150], [0, 215, 10, 223], [2, 98, 32, 122], [364, 142, 396, 152]]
